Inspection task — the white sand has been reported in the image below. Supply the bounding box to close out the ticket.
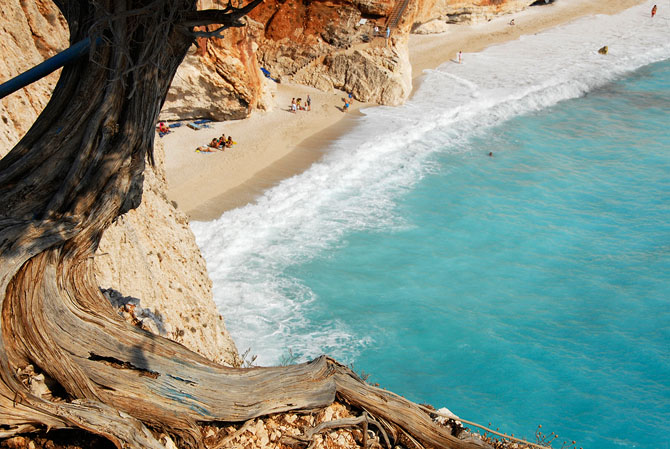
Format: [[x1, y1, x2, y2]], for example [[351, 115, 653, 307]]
[[163, 0, 646, 221]]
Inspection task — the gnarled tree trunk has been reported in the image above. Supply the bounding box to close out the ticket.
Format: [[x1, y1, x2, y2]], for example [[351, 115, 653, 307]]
[[0, 1, 484, 448]]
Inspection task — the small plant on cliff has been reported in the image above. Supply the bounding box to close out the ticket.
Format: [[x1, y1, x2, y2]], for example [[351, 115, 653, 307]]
[[279, 348, 300, 366]]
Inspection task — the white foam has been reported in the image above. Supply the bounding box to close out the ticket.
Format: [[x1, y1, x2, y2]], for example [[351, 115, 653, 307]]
[[192, 1, 669, 366]]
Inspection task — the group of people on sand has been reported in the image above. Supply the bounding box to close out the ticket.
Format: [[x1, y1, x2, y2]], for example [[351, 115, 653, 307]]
[[195, 134, 235, 153], [343, 92, 354, 112], [290, 95, 311, 113]]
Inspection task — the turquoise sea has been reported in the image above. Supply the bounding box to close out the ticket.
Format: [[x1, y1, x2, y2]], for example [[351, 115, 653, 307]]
[[193, 3, 670, 448]]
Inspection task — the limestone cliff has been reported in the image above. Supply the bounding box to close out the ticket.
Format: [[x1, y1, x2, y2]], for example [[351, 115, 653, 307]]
[[159, 0, 411, 116], [159, 8, 269, 122], [94, 141, 239, 366], [0, 1, 238, 366], [0, 1, 67, 151]]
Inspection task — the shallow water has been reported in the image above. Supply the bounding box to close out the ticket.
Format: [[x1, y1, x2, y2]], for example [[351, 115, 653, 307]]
[[192, 3, 670, 447]]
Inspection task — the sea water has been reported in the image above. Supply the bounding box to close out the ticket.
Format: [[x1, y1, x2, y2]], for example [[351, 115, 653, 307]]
[[192, 2, 670, 448]]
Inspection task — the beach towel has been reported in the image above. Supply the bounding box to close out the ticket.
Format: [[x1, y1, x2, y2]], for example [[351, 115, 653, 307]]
[[193, 119, 212, 125], [187, 122, 202, 130]]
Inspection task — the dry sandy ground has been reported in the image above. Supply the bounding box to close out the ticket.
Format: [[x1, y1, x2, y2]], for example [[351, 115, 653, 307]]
[[163, 0, 646, 221]]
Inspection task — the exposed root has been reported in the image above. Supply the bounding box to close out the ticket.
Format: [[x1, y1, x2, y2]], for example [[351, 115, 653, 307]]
[[281, 412, 389, 449]]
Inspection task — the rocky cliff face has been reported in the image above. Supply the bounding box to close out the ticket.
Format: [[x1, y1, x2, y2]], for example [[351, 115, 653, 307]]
[[0, 2, 238, 366], [253, 0, 411, 106], [160, 0, 412, 115], [159, 7, 269, 122]]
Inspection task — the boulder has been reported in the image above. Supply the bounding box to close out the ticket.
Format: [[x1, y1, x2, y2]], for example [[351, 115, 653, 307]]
[[317, 44, 412, 105]]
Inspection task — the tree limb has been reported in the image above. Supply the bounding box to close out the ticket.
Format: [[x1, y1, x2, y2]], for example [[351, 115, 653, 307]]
[[178, 0, 264, 28]]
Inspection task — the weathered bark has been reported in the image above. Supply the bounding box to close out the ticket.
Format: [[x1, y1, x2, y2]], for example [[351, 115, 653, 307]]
[[0, 1, 485, 448]]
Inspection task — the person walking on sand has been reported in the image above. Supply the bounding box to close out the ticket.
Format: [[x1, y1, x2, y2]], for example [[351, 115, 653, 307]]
[[651, 4, 657, 18], [306, 94, 311, 111], [458, 50, 463, 64]]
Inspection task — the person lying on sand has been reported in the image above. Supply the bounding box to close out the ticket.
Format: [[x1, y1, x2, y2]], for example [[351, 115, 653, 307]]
[[210, 138, 220, 149], [226, 136, 234, 148], [195, 146, 217, 153]]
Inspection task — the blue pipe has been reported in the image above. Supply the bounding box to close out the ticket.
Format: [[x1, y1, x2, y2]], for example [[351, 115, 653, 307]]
[[0, 37, 94, 100]]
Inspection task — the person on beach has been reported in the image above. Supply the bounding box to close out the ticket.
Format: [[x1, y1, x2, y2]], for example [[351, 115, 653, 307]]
[[651, 5, 657, 18], [226, 136, 234, 148], [306, 94, 311, 111], [386, 26, 391, 46], [458, 50, 463, 64], [210, 138, 220, 149], [290, 98, 297, 113], [296, 98, 302, 110], [158, 122, 170, 134], [509, 19, 515, 26]]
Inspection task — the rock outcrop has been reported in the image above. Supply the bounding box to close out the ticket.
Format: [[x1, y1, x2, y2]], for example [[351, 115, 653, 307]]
[[0, 2, 238, 366]]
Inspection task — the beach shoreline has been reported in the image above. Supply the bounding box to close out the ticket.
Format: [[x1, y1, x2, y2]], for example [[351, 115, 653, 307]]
[[163, 0, 646, 222]]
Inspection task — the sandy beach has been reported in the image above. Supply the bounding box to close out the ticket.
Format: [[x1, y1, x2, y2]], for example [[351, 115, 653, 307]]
[[163, 0, 646, 222]]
